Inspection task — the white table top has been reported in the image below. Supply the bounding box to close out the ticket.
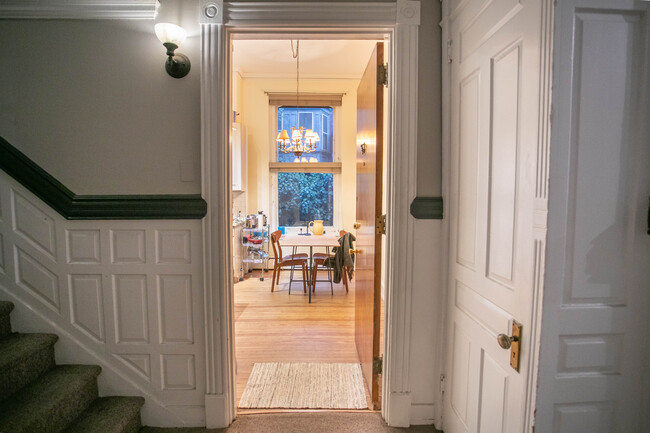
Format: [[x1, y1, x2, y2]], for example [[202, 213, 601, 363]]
[[281, 233, 339, 247]]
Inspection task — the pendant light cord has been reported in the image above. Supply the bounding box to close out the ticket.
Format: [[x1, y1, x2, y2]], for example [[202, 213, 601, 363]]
[[292, 40, 300, 128]]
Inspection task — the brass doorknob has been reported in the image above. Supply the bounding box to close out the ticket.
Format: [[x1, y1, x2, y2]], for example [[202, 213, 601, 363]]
[[349, 249, 362, 255], [353, 222, 361, 229], [497, 334, 519, 350]]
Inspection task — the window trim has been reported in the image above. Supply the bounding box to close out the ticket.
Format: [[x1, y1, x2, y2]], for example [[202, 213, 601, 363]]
[[269, 162, 341, 173], [266, 92, 344, 107], [269, 103, 342, 230]]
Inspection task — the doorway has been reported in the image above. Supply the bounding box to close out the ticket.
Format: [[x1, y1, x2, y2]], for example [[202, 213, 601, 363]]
[[199, 3, 422, 427], [229, 36, 386, 413]]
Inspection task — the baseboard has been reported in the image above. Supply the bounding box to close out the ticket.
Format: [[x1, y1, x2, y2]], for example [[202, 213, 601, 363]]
[[409, 403, 437, 425], [385, 391, 412, 427], [205, 394, 232, 428]]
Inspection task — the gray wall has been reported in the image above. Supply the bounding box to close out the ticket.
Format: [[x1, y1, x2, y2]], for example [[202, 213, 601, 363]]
[[418, 0, 442, 196], [0, 1, 441, 197], [0, 19, 201, 195]]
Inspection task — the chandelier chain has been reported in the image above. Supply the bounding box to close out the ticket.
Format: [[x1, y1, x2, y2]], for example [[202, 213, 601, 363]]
[[276, 39, 318, 159], [292, 40, 300, 122]]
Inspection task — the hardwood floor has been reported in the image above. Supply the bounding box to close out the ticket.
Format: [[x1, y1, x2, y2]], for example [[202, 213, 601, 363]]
[[234, 270, 367, 411]]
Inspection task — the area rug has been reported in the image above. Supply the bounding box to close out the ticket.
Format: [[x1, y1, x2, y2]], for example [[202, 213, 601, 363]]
[[238, 362, 367, 409]]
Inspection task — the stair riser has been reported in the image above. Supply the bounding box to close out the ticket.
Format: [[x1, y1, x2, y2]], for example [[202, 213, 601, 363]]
[[0, 344, 55, 403], [62, 397, 144, 433], [119, 413, 142, 433], [0, 313, 11, 339], [18, 379, 98, 433]]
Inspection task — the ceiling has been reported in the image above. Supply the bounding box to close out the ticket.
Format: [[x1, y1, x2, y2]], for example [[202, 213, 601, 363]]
[[232, 39, 380, 79]]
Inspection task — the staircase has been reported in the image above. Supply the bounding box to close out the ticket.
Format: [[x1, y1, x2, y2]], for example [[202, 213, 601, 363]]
[[0, 301, 145, 433]]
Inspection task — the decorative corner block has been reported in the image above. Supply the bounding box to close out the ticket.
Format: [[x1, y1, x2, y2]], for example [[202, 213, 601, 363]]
[[397, 0, 421, 25], [200, 0, 223, 24]]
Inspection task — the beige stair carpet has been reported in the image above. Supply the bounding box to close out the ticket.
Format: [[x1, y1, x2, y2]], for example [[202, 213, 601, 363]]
[[238, 362, 367, 409]]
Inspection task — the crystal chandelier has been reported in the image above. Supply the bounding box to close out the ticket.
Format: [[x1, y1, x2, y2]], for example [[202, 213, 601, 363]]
[[276, 40, 320, 158]]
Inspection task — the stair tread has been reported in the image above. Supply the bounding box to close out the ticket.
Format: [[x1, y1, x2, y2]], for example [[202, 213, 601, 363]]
[[63, 396, 145, 433], [0, 364, 102, 433], [0, 332, 58, 368], [0, 301, 14, 316]]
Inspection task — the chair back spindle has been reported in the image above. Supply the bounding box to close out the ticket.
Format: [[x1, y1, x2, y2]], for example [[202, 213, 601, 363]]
[[270, 230, 283, 262]]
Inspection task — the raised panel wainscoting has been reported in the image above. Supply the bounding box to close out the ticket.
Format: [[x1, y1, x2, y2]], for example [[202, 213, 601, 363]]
[[0, 170, 206, 427]]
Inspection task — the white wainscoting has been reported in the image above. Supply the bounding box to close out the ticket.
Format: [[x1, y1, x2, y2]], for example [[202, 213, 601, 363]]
[[0, 170, 205, 427]]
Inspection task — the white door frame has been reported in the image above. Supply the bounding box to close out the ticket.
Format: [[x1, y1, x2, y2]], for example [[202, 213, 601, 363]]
[[199, 0, 422, 428]]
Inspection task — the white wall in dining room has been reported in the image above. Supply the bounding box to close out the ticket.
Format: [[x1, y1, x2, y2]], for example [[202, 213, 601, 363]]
[[240, 76, 360, 233]]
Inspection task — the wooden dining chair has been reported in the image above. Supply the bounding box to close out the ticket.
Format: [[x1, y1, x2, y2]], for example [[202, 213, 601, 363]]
[[270, 230, 309, 294], [312, 230, 349, 294]]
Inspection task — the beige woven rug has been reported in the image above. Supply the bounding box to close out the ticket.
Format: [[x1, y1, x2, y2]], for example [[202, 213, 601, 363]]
[[238, 362, 368, 409]]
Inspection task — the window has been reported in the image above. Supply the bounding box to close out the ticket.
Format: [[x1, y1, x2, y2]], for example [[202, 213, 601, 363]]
[[278, 172, 334, 226], [277, 107, 334, 162], [274, 106, 338, 229]]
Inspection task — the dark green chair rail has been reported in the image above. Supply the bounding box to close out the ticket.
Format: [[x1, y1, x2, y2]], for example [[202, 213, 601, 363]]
[[0, 136, 207, 220], [410, 196, 443, 219]]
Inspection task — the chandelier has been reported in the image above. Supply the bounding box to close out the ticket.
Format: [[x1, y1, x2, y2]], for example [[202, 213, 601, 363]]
[[276, 40, 320, 159]]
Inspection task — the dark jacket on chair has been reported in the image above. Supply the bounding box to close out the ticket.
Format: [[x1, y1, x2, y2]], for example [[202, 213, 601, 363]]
[[328, 232, 356, 284]]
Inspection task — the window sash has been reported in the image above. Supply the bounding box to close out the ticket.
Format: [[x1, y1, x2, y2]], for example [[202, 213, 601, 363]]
[[270, 172, 341, 231], [269, 162, 341, 173]]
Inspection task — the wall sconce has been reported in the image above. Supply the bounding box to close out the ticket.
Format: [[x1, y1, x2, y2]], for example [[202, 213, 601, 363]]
[[155, 23, 191, 79]]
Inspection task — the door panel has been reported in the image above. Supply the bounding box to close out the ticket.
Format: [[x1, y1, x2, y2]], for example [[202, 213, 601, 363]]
[[444, 0, 544, 431], [355, 42, 384, 409], [536, 1, 650, 432]]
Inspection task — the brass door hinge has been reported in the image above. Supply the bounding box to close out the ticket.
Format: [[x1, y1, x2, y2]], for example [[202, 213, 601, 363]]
[[376, 214, 386, 235], [373, 356, 383, 375], [377, 63, 388, 86]]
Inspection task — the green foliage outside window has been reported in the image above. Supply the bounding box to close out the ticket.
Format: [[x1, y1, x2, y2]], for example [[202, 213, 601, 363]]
[[278, 173, 333, 227]]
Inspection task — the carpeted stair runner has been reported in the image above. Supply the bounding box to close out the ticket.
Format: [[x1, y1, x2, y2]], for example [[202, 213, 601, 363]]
[[64, 396, 145, 433], [0, 300, 144, 433], [0, 332, 58, 401]]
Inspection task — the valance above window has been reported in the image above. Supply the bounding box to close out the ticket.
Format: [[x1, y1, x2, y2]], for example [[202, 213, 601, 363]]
[[266, 92, 343, 107]]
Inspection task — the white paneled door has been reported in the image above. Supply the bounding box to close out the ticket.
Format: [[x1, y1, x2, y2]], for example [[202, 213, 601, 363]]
[[536, 1, 650, 432], [443, 0, 547, 432]]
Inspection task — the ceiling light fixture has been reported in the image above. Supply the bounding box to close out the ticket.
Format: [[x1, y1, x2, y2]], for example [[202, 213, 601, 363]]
[[276, 40, 319, 159]]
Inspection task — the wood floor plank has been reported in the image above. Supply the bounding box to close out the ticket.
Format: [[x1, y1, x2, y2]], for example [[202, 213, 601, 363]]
[[234, 271, 364, 410]]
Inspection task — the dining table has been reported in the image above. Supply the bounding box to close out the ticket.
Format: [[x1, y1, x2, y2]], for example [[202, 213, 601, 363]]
[[281, 233, 340, 303]]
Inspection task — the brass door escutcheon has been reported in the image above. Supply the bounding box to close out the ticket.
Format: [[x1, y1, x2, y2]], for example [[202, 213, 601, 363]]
[[497, 321, 522, 372]]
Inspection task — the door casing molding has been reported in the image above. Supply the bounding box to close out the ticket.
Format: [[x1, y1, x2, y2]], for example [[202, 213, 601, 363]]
[[199, 0, 422, 428]]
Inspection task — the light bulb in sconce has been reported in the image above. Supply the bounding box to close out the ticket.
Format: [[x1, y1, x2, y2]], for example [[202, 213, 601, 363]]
[[155, 22, 191, 78]]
